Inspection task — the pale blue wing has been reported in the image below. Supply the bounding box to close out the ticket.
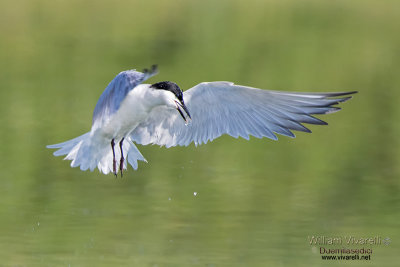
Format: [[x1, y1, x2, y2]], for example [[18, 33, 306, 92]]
[[92, 65, 157, 129], [130, 82, 356, 147]]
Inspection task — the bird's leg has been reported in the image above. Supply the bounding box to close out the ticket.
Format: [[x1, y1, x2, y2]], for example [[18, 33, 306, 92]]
[[119, 137, 125, 177], [111, 139, 117, 177]]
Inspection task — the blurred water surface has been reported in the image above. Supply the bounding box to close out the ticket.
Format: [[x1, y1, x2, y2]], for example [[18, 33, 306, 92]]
[[0, 0, 399, 266]]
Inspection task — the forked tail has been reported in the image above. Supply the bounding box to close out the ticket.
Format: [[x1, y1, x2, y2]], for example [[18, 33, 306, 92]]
[[47, 133, 147, 174]]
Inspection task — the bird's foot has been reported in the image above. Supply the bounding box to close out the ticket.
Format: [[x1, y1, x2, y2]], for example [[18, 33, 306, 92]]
[[111, 139, 117, 177], [119, 138, 125, 178], [119, 157, 124, 177], [113, 159, 117, 177]]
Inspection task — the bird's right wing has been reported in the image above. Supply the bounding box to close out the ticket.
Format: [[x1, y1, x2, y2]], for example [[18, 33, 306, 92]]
[[130, 82, 356, 148], [92, 65, 158, 130]]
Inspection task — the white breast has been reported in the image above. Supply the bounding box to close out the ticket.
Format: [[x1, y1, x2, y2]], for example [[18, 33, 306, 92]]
[[93, 84, 152, 140]]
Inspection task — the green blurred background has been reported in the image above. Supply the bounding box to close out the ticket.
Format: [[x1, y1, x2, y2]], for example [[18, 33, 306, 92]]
[[0, 0, 399, 266]]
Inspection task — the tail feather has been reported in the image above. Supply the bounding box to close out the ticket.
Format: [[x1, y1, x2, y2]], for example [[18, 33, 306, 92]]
[[47, 133, 89, 156], [47, 133, 146, 174]]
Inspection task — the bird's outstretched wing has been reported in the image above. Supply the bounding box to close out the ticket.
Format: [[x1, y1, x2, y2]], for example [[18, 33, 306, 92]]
[[92, 65, 158, 129], [130, 82, 356, 147]]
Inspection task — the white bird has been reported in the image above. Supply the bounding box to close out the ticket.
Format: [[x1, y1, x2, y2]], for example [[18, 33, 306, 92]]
[[47, 65, 356, 176]]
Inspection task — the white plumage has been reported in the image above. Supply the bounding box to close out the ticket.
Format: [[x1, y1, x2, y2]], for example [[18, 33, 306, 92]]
[[47, 66, 356, 175]]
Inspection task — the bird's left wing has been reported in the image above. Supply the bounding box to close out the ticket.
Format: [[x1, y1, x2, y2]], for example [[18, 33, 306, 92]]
[[92, 65, 158, 130], [130, 82, 356, 147]]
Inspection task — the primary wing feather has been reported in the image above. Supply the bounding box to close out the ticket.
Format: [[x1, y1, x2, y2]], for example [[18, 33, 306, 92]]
[[130, 82, 356, 147]]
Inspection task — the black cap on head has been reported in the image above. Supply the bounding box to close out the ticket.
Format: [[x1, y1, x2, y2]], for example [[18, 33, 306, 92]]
[[150, 81, 183, 102]]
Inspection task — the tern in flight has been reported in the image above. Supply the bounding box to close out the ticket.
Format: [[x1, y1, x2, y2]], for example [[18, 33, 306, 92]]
[[47, 65, 356, 176]]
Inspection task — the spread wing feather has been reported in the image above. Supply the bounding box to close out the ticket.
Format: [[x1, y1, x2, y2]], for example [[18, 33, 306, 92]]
[[130, 82, 356, 147]]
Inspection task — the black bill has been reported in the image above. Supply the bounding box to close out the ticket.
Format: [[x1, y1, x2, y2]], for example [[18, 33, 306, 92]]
[[175, 100, 192, 123]]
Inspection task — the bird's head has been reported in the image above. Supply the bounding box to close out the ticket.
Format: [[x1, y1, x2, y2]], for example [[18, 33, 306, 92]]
[[150, 81, 192, 123]]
